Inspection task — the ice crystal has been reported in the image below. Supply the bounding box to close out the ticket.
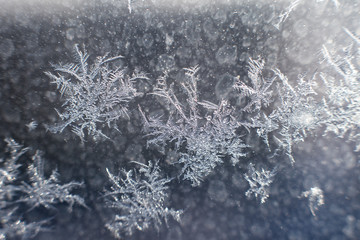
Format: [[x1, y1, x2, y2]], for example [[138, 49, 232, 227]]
[[0, 139, 86, 239], [140, 67, 246, 186], [25, 121, 38, 132], [0, 139, 45, 239], [273, 0, 302, 30], [274, 0, 340, 30], [320, 29, 360, 151], [260, 69, 326, 163], [234, 57, 276, 113], [301, 187, 324, 216], [104, 161, 182, 239], [19, 151, 86, 211], [45, 44, 147, 141], [244, 163, 277, 204]]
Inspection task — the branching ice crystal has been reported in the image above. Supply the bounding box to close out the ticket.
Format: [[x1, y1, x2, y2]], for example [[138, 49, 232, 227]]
[[0, 139, 86, 239], [0, 138, 28, 194], [234, 57, 276, 112], [104, 161, 182, 239], [320, 28, 360, 151], [0, 139, 45, 239], [25, 121, 38, 132], [267, 69, 327, 163], [273, 0, 340, 30], [239, 65, 326, 163], [46, 44, 147, 141], [19, 151, 86, 211], [140, 66, 246, 186], [239, 29, 359, 163], [244, 163, 277, 204], [273, 0, 302, 30]]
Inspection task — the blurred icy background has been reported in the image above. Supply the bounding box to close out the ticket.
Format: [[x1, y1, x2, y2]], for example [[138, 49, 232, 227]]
[[0, 0, 359, 239]]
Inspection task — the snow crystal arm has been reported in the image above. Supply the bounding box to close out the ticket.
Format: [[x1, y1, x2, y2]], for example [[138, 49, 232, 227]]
[[152, 74, 189, 123], [0, 139, 55, 240], [273, 0, 302, 30], [344, 27, 360, 45], [142, 66, 247, 186], [320, 30, 360, 151], [234, 57, 275, 112], [182, 66, 200, 121], [0, 138, 29, 188]]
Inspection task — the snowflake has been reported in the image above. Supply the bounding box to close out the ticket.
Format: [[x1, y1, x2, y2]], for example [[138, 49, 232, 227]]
[[25, 120, 38, 132], [244, 163, 277, 204], [0, 139, 47, 239], [273, 0, 340, 30], [104, 161, 182, 238], [0, 138, 28, 193], [45, 44, 147, 141], [273, 0, 302, 30]]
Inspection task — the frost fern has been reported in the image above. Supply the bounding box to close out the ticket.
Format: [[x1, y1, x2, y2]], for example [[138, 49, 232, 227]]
[[244, 163, 277, 204], [46, 44, 147, 141], [0, 139, 86, 239], [104, 161, 182, 239], [140, 67, 246, 186]]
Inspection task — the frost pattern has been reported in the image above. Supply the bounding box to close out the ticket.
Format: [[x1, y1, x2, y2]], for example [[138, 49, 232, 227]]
[[0, 139, 85, 239], [273, 0, 301, 30], [234, 57, 276, 112], [244, 163, 277, 204], [273, 0, 340, 29], [140, 66, 246, 186], [301, 187, 324, 216], [238, 29, 360, 163], [320, 28, 360, 151], [237, 57, 326, 163], [45, 44, 147, 141], [0, 139, 28, 195], [267, 69, 326, 163], [104, 161, 182, 239], [19, 151, 86, 211], [235, 28, 360, 164], [0, 216, 49, 240], [0, 138, 45, 240]]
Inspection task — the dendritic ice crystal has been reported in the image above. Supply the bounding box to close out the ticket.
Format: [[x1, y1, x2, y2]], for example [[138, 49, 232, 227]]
[[234, 56, 325, 163], [19, 151, 86, 211], [104, 161, 182, 239], [320, 28, 360, 151], [273, 0, 340, 30], [0, 138, 44, 240], [267, 69, 326, 163], [235, 55, 359, 164], [140, 66, 247, 186], [244, 163, 277, 204], [0, 139, 86, 239], [234, 57, 276, 113], [46, 44, 147, 141]]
